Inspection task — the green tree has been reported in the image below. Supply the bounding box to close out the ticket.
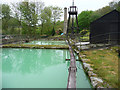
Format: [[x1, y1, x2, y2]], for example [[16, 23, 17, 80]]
[[109, 1, 120, 11], [78, 10, 93, 30], [11, 3, 22, 35], [2, 4, 11, 34], [51, 27, 55, 36], [96, 6, 112, 16], [20, 2, 34, 35], [51, 6, 63, 25], [7, 17, 20, 34], [2, 4, 11, 19], [117, 1, 120, 11], [90, 11, 101, 22], [40, 6, 52, 35], [55, 20, 64, 31], [40, 11, 46, 35], [12, 1, 44, 35], [109, 1, 118, 10], [17, 2, 40, 35]]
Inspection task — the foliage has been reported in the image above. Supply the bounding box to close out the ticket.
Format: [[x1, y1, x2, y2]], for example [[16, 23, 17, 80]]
[[77, 0, 120, 31], [51, 6, 63, 25], [54, 21, 64, 31], [55, 28, 63, 35], [51, 27, 55, 36], [109, 0, 120, 11], [78, 10, 94, 30], [2, 4, 11, 19], [18, 2, 38, 35], [2, 2, 63, 36], [2, 4, 11, 33], [41, 6, 52, 35], [96, 6, 112, 16], [80, 29, 89, 36], [2, 0, 119, 35], [90, 11, 101, 22]]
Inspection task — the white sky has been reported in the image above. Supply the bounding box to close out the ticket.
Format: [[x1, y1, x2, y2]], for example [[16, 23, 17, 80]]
[[1, 0, 115, 20]]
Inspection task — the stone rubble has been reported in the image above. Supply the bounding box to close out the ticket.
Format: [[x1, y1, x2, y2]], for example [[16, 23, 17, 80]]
[[81, 59, 89, 62], [76, 50, 111, 88], [82, 61, 105, 88], [90, 77, 103, 83], [91, 80, 98, 87], [88, 71, 97, 76]]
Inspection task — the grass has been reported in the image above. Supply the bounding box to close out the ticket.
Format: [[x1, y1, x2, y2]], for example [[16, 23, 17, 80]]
[[80, 36, 89, 42], [80, 46, 119, 88], [2, 44, 69, 49]]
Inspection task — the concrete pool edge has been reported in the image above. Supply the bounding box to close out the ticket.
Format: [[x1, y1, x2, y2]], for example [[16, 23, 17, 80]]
[[2, 44, 69, 49]]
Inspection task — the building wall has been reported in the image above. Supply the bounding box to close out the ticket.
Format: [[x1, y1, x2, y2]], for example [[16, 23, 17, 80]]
[[90, 10, 120, 44], [118, 11, 120, 45]]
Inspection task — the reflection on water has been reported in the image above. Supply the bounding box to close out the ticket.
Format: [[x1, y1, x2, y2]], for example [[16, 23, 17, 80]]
[[25, 40, 66, 45], [2, 48, 91, 88], [2, 48, 70, 74]]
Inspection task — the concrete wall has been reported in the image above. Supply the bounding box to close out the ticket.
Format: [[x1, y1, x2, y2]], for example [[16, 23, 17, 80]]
[[63, 7, 67, 34]]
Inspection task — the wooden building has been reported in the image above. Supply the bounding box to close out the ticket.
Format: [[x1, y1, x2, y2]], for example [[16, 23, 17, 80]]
[[90, 10, 120, 44]]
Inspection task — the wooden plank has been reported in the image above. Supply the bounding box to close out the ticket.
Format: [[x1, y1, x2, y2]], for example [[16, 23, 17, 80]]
[[67, 40, 77, 89], [67, 67, 76, 88], [66, 59, 79, 61]]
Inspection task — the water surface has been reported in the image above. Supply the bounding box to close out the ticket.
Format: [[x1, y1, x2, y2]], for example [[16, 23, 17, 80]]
[[0, 48, 2, 90], [2, 48, 91, 88]]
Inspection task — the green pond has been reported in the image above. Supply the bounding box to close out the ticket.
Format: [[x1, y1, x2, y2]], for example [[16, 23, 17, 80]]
[[0, 48, 2, 90], [25, 40, 66, 45], [2, 48, 91, 88]]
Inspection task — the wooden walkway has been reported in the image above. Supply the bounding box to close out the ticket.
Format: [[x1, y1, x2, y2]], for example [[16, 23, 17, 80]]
[[67, 40, 77, 89]]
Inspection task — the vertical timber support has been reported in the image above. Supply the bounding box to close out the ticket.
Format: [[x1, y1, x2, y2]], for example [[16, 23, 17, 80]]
[[67, 6, 79, 35]]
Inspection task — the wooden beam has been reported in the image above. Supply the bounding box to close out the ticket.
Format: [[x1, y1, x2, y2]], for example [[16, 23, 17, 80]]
[[66, 59, 79, 61], [67, 40, 77, 89]]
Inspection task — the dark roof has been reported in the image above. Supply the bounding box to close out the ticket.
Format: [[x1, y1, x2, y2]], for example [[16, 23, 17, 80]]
[[91, 10, 120, 24]]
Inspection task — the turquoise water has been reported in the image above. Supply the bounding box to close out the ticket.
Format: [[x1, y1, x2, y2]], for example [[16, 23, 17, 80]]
[[2, 48, 91, 88], [0, 48, 2, 90], [25, 40, 66, 45]]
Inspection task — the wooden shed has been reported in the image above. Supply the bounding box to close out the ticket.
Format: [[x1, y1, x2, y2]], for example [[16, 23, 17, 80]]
[[90, 10, 120, 44]]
